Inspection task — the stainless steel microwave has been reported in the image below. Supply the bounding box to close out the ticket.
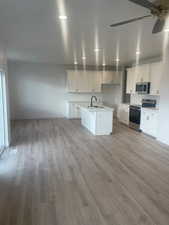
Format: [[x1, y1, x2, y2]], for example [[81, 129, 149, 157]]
[[136, 82, 150, 94]]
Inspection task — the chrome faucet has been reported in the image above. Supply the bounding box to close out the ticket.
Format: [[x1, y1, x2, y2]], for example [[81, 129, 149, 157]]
[[90, 96, 97, 107]]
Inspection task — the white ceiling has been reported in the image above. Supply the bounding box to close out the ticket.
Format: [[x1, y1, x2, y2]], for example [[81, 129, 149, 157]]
[[0, 0, 165, 65]]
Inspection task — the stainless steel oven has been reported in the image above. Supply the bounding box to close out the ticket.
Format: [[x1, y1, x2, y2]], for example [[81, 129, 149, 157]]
[[129, 105, 141, 131], [136, 82, 150, 94]]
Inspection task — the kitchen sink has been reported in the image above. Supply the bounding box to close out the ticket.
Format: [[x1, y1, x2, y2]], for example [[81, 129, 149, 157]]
[[88, 106, 104, 109]]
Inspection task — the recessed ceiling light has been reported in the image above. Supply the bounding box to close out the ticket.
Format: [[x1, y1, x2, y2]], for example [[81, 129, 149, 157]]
[[115, 58, 120, 62], [164, 28, 169, 33], [94, 48, 100, 52], [102, 63, 106, 66], [74, 61, 78, 65], [136, 51, 141, 55], [59, 15, 68, 20], [82, 56, 86, 60]]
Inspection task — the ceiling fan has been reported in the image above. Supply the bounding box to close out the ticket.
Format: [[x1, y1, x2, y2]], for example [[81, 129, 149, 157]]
[[110, 0, 169, 33]]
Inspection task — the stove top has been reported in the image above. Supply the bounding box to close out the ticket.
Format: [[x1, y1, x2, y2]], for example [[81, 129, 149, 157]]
[[130, 104, 141, 108]]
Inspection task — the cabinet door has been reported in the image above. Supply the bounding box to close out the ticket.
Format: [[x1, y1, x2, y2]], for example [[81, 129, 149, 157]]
[[135, 64, 150, 83], [102, 71, 113, 84], [150, 62, 162, 95], [94, 72, 102, 92], [141, 110, 149, 131], [141, 110, 158, 137], [112, 71, 121, 84], [74, 104, 81, 118], [88, 71, 102, 92], [102, 71, 121, 84], [77, 71, 90, 92], [149, 111, 158, 137], [67, 71, 78, 92], [81, 110, 87, 127], [126, 68, 136, 94], [126, 68, 132, 94]]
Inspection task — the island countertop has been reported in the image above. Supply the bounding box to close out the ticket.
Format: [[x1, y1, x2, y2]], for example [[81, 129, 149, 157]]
[[79, 105, 114, 112], [80, 104, 114, 135]]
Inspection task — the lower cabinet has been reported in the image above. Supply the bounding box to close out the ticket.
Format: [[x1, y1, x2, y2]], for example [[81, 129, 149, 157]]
[[140, 108, 159, 138], [117, 104, 129, 125], [81, 108, 113, 135], [66, 102, 82, 119]]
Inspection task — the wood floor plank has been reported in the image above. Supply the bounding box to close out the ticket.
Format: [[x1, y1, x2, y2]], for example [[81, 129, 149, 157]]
[[0, 119, 169, 225]]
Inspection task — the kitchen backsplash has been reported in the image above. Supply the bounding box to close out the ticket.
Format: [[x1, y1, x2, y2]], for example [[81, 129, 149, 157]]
[[130, 94, 160, 108]]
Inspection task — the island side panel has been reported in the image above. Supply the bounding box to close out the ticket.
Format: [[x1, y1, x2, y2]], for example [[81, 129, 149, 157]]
[[95, 111, 113, 135]]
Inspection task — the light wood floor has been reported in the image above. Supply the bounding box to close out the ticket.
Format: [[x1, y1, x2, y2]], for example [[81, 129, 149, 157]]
[[1, 119, 169, 225]]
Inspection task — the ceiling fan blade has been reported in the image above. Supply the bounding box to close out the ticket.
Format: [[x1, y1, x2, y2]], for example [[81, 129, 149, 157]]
[[110, 15, 152, 27], [128, 0, 158, 10], [152, 18, 165, 33]]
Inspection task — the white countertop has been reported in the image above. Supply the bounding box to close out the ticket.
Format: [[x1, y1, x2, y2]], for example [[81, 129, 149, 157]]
[[68, 101, 89, 103], [141, 107, 159, 111], [80, 105, 114, 112]]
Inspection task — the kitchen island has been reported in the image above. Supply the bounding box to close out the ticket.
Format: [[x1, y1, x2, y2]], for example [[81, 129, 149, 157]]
[[80, 105, 114, 135]]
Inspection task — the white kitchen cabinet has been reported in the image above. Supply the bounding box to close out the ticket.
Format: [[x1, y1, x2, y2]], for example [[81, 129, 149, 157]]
[[126, 64, 151, 94], [126, 68, 136, 94], [135, 64, 150, 83], [88, 71, 102, 93], [117, 104, 129, 125], [77, 71, 90, 92], [140, 108, 159, 138], [102, 71, 113, 84], [81, 106, 114, 135], [150, 62, 162, 96], [126, 61, 163, 96], [81, 108, 95, 132], [67, 70, 102, 93], [67, 71, 79, 92], [67, 70, 90, 93], [113, 71, 122, 84], [66, 102, 81, 119], [102, 71, 121, 85]]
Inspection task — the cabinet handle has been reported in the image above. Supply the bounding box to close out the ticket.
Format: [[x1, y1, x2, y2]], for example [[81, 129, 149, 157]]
[[156, 90, 159, 94]]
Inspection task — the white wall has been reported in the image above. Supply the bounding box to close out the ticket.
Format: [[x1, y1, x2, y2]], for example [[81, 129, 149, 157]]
[[157, 49, 169, 145], [8, 61, 102, 119]]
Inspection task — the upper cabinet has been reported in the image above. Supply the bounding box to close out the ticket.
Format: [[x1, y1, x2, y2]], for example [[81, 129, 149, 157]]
[[135, 64, 150, 83], [88, 71, 102, 93], [67, 70, 79, 92], [149, 62, 162, 96], [126, 68, 136, 94], [67, 70, 102, 93], [102, 71, 121, 85], [126, 62, 163, 95], [67, 70, 122, 93]]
